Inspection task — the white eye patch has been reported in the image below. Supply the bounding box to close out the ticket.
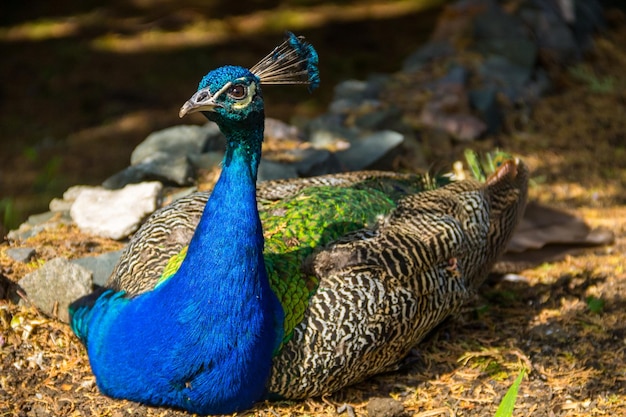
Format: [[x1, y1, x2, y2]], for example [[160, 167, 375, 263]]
[[232, 82, 256, 110]]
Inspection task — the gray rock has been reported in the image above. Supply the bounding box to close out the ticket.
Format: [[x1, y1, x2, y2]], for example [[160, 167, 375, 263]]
[[131, 124, 222, 165], [7, 211, 72, 242], [18, 258, 93, 323], [257, 160, 298, 183], [5, 247, 36, 263], [70, 182, 162, 240], [439, 65, 469, 87], [334, 80, 371, 101], [27, 212, 56, 226], [353, 106, 401, 131], [335, 131, 404, 171], [517, 0, 604, 66], [366, 397, 407, 417], [188, 151, 224, 171], [72, 250, 124, 287], [402, 40, 456, 73], [479, 56, 534, 101], [103, 153, 194, 189], [264, 118, 302, 141], [293, 148, 342, 177], [469, 86, 501, 133]]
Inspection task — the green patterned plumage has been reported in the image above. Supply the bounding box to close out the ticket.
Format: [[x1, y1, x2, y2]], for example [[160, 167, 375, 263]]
[[155, 172, 446, 345]]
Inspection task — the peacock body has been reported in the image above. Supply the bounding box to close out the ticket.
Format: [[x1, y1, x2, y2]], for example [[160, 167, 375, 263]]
[[71, 33, 528, 414]]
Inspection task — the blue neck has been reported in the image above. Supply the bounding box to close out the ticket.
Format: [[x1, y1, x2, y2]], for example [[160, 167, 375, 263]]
[[81, 116, 284, 415], [172, 123, 264, 287]]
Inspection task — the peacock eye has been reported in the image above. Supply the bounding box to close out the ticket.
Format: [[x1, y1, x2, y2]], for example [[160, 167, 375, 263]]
[[228, 84, 247, 99]]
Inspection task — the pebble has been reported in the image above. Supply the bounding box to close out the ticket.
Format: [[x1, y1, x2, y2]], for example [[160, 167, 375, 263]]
[[335, 131, 404, 171], [7, 211, 72, 242], [130, 124, 222, 165], [72, 250, 124, 287], [366, 397, 407, 417], [70, 182, 162, 240], [257, 160, 298, 182], [5, 247, 35, 263], [18, 258, 93, 323], [103, 153, 194, 189]]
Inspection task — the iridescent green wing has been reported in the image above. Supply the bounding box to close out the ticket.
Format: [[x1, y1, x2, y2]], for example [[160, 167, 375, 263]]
[[260, 186, 397, 344], [158, 174, 433, 344]]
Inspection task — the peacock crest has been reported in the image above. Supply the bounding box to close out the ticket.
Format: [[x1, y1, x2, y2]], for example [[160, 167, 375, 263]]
[[250, 32, 320, 89]]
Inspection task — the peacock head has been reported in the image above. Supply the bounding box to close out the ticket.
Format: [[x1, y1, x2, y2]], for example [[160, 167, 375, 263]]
[[179, 32, 319, 130], [179, 65, 264, 126]]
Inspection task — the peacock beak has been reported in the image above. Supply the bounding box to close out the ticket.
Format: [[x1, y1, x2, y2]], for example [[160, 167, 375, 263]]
[[179, 88, 219, 118]]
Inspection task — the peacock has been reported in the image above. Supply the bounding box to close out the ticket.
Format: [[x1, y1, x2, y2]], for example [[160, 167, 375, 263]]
[[70, 33, 528, 415]]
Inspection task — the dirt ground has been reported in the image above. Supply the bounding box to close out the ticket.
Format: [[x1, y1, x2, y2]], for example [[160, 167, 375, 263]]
[[1, 5, 626, 417]]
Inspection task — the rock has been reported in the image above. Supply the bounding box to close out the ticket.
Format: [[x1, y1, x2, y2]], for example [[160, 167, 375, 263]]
[[63, 185, 94, 201], [265, 118, 302, 141], [7, 211, 72, 242], [402, 40, 456, 73], [18, 258, 93, 323], [293, 148, 342, 177], [334, 79, 375, 101], [330, 78, 388, 118], [257, 160, 298, 183], [130, 124, 222, 165], [469, 86, 502, 133], [188, 151, 224, 171], [479, 56, 534, 101], [27, 212, 56, 226], [517, 0, 604, 66], [70, 182, 162, 240], [49, 198, 72, 212], [50, 185, 108, 212], [102, 123, 226, 188], [72, 250, 124, 287], [335, 131, 404, 171], [473, 6, 537, 69], [5, 247, 35, 263], [103, 153, 194, 189], [366, 397, 407, 417]]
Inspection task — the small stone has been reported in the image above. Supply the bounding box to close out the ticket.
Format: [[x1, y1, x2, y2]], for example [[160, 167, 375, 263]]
[[478, 56, 533, 101], [293, 148, 342, 177], [72, 250, 124, 287], [366, 397, 407, 417], [335, 131, 404, 171], [130, 124, 222, 165], [469, 86, 502, 133], [402, 41, 456, 73], [257, 160, 298, 183], [265, 118, 302, 141], [188, 151, 224, 171], [70, 182, 162, 240], [18, 258, 93, 323], [103, 153, 194, 189], [48, 198, 72, 212], [334, 80, 370, 100], [5, 247, 36, 263], [352, 103, 401, 131], [27, 212, 56, 226], [63, 185, 94, 201], [7, 212, 72, 242]]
